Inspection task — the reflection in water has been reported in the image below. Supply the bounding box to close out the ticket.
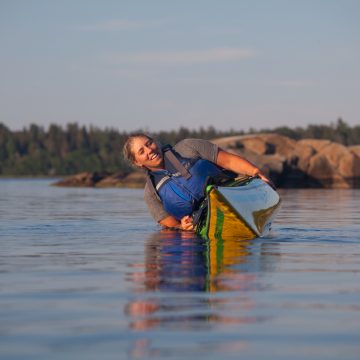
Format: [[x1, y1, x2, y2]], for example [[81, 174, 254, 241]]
[[125, 230, 264, 357]]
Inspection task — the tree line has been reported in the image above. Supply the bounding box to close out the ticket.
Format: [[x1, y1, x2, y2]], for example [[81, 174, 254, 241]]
[[0, 118, 359, 176]]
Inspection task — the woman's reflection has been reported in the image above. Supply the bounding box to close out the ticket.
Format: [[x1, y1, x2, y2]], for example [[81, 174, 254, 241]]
[[125, 230, 260, 332]]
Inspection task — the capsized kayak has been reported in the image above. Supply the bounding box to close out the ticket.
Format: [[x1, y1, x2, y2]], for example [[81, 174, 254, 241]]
[[195, 176, 281, 241]]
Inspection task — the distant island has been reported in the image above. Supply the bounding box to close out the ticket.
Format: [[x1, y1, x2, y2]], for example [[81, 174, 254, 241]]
[[1, 119, 360, 188]]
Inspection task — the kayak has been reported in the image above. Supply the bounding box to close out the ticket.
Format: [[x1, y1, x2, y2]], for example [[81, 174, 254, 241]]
[[195, 176, 281, 241]]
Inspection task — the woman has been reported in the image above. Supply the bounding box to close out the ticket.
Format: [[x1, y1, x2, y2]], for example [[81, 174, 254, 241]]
[[123, 133, 272, 231]]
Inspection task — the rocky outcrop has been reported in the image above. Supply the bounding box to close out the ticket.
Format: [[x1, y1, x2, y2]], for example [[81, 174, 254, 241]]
[[53, 171, 146, 188], [53, 171, 111, 187], [214, 134, 360, 188], [53, 134, 360, 189]]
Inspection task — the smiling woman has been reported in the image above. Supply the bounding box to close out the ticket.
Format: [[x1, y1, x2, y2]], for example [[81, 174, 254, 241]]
[[130, 136, 163, 170], [123, 133, 272, 231], [123, 133, 162, 168]]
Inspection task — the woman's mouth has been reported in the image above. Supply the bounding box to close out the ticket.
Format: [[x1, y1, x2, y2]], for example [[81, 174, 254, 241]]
[[149, 153, 159, 161]]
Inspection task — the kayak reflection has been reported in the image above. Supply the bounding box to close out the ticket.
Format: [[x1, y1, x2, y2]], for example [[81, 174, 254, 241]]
[[125, 229, 263, 334]]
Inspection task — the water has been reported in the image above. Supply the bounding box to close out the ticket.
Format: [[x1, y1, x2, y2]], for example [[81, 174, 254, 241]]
[[0, 179, 359, 360]]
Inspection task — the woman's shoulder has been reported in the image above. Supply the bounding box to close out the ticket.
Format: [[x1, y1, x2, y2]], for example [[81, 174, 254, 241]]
[[174, 138, 218, 161], [175, 138, 209, 147]]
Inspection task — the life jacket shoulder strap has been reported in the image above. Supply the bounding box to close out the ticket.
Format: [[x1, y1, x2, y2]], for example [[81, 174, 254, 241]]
[[162, 145, 191, 180]]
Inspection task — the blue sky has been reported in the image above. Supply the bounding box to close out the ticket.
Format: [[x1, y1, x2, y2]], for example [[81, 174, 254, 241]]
[[1, 0, 359, 132]]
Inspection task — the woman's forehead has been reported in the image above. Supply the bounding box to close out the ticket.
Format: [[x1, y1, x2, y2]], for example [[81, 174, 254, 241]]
[[132, 136, 151, 150]]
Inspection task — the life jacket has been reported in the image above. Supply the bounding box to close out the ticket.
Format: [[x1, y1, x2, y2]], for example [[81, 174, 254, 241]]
[[147, 145, 236, 220]]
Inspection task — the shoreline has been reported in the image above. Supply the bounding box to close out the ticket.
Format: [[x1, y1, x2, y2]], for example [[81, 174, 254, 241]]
[[1, 176, 359, 190]]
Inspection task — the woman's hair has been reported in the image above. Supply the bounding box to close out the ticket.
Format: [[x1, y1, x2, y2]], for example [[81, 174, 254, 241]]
[[123, 133, 153, 165]]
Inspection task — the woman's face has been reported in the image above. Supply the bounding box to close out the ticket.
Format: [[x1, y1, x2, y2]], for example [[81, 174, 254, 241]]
[[132, 136, 163, 170]]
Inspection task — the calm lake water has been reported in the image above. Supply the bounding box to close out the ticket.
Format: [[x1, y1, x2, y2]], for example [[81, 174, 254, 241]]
[[0, 179, 359, 360]]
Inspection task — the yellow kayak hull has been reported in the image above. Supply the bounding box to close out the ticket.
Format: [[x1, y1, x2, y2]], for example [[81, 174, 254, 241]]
[[197, 177, 281, 241]]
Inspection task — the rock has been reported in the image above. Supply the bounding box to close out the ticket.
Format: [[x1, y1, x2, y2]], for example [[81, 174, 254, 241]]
[[53, 170, 146, 188], [53, 172, 110, 187], [96, 172, 128, 187], [349, 146, 360, 182], [213, 133, 295, 156], [302, 142, 359, 188], [120, 171, 146, 187], [321, 143, 354, 177], [290, 142, 315, 173], [211, 135, 249, 149], [297, 139, 331, 153], [349, 145, 360, 159], [238, 136, 269, 155], [307, 153, 338, 187], [260, 134, 296, 157]]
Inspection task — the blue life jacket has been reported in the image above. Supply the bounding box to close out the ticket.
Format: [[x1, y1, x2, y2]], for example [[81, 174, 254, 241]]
[[147, 145, 235, 220]]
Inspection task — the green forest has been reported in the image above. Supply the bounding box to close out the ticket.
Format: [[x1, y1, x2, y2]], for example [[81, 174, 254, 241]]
[[0, 118, 359, 176]]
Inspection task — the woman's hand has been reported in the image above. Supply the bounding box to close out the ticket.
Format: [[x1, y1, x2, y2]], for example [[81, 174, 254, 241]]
[[256, 172, 276, 190], [180, 215, 194, 231], [159, 215, 195, 231]]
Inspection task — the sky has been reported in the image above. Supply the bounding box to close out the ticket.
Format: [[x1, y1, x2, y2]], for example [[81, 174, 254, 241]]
[[0, 0, 359, 132]]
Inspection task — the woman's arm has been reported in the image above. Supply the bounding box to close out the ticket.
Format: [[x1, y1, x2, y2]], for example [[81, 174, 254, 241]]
[[216, 148, 275, 187]]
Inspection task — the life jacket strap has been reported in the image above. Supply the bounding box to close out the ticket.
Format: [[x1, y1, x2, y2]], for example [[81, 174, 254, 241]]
[[163, 146, 192, 180]]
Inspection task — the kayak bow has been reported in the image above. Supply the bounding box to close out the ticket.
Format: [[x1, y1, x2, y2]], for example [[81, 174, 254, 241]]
[[196, 177, 281, 241]]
